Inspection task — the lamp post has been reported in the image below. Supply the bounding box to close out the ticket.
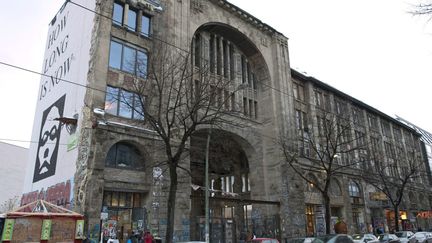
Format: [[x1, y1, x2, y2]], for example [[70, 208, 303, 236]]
[[205, 126, 212, 243]]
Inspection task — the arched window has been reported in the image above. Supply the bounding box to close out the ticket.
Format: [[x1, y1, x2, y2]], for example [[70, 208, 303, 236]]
[[105, 142, 144, 170], [348, 181, 361, 198], [330, 179, 342, 196]]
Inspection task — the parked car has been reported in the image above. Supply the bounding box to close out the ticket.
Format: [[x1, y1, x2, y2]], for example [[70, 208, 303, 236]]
[[377, 234, 401, 243], [250, 238, 280, 243], [395, 231, 414, 243], [312, 234, 354, 243], [286, 237, 315, 243], [352, 234, 379, 243], [408, 232, 432, 243]]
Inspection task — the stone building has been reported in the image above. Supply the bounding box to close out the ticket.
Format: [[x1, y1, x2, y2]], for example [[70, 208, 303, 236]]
[[21, 0, 431, 242], [0, 142, 28, 212], [291, 70, 432, 235]]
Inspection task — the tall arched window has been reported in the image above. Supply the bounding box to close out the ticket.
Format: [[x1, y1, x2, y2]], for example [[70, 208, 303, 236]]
[[105, 142, 144, 170], [348, 181, 361, 198]]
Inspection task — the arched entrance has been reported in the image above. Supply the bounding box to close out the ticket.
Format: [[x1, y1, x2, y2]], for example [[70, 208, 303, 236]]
[[190, 129, 280, 243]]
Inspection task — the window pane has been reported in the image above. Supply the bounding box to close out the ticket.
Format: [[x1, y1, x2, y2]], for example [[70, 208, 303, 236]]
[[112, 3, 123, 26], [125, 193, 132, 207], [109, 41, 122, 69], [122, 46, 136, 74], [133, 193, 140, 208], [141, 15, 150, 37], [116, 143, 132, 167], [119, 192, 126, 207], [112, 192, 119, 206], [103, 192, 112, 206], [119, 90, 134, 118], [133, 95, 144, 120], [137, 51, 148, 78], [106, 144, 117, 167], [127, 9, 137, 31], [105, 86, 119, 115]]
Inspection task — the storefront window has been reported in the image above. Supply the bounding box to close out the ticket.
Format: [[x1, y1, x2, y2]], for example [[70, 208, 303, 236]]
[[306, 205, 315, 236], [102, 191, 147, 241]]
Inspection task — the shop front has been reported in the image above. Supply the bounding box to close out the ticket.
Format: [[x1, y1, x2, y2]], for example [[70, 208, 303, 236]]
[[102, 191, 148, 242], [385, 209, 412, 232]]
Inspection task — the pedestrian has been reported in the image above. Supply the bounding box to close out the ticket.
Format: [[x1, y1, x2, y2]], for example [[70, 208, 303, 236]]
[[143, 231, 153, 243]]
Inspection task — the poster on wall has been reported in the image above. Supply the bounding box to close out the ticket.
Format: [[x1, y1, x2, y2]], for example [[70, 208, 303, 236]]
[[33, 95, 65, 182], [75, 220, 85, 239], [41, 219, 52, 240], [1, 219, 15, 241], [22, 0, 95, 207]]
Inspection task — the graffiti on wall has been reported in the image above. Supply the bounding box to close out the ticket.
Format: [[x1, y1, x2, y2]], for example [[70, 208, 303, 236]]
[[21, 179, 73, 208]]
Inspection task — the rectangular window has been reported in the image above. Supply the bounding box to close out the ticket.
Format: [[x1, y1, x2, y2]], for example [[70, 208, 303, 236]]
[[137, 51, 148, 78], [223, 40, 228, 78], [352, 108, 364, 126], [254, 101, 258, 119], [112, 2, 124, 26], [224, 90, 230, 110], [216, 37, 222, 75], [243, 97, 248, 116], [109, 39, 148, 77], [382, 121, 391, 137], [194, 35, 201, 67], [231, 92, 235, 111], [293, 83, 305, 101], [241, 56, 246, 83], [368, 114, 378, 130], [248, 99, 253, 118], [127, 8, 137, 31], [119, 89, 134, 118], [105, 86, 144, 120], [247, 62, 252, 86], [315, 91, 322, 107], [105, 86, 119, 115], [229, 44, 235, 80], [209, 35, 215, 73], [122, 45, 136, 74], [109, 41, 122, 69], [141, 15, 150, 37], [295, 110, 302, 131]]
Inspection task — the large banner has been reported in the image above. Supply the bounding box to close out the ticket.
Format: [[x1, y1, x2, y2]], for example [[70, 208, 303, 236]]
[[22, 0, 95, 208]]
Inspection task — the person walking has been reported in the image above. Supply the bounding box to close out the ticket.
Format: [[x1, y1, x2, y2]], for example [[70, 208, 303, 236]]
[[143, 231, 153, 243]]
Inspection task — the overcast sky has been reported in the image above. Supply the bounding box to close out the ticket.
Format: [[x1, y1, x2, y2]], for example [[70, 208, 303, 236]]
[[0, 0, 431, 148]]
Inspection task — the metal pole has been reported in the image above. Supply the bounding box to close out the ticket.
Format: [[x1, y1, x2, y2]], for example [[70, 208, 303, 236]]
[[205, 126, 212, 243]]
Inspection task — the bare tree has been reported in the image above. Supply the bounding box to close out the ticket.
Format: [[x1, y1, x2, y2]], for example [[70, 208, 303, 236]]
[[280, 110, 367, 234], [110, 41, 247, 243], [0, 196, 20, 213], [362, 142, 426, 232], [410, 2, 432, 18]]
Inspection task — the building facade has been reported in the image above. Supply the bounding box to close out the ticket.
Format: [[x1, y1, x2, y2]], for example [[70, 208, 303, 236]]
[[291, 70, 432, 235], [0, 142, 28, 212], [22, 0, 431, 242]]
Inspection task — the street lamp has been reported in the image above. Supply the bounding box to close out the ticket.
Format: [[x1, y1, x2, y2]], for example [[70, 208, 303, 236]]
[[204, 125, 212, 243]]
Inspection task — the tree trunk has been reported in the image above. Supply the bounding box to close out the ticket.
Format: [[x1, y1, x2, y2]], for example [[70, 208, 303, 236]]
[[323, 192, 332, 234], [394, 205, 400, 232], [165, 163, 178, 243]]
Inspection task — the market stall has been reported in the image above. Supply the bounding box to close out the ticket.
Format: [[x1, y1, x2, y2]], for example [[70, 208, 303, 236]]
[[1, 200, 85, 242]]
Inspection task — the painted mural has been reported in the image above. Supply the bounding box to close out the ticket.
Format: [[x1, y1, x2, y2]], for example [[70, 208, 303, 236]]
[[22, 0, 95, 207]]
